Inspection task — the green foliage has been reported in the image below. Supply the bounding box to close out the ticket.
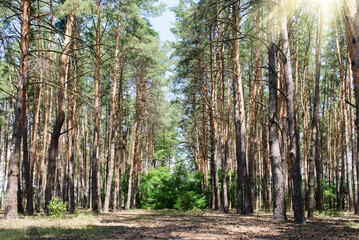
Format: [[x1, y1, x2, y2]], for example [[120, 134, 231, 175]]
[[138, 164, 206, 210], [322, 179, 336, 209], [55, 0, 92, 17], [48, 197, 68, 218]]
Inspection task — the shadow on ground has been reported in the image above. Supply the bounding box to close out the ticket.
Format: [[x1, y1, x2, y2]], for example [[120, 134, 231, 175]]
[[1, 210, 359, 239]]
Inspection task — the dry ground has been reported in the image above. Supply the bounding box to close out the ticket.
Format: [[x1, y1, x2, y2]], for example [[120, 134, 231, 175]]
[[1, 209, 359, 239]]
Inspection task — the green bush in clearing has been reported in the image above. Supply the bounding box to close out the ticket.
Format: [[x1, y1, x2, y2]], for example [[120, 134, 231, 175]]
[[48, 197, 68, 218], [138, 163, 206, 210]]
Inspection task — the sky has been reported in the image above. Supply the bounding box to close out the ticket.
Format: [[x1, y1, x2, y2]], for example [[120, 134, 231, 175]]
[[148, 0, 180, 43]]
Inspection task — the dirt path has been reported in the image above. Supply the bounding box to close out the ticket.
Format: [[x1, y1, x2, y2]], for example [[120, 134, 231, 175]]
[[1, 209, 359, 239]]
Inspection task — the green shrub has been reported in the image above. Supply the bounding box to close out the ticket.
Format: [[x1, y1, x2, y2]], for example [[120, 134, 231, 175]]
[[48, 197, 68, 218], [138, 163, 207, 210]]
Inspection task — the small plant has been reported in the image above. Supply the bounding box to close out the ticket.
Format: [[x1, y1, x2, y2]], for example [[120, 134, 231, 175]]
[[48, 197, 68, 218]]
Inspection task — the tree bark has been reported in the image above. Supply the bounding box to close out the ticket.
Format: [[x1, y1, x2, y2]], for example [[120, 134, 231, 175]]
[[35, 21, 53, 213], [1, 106, 10, 209], [248, 0, 261, 214], [4, 0, 30, 219], [44, 11, 74, 215], [104, 8, 122, 212], [267, 3, 285, 219], [91, 0, 102, 213], [308, 4, 323, 217], [68, 21, 78, 214], [280, 0, 304, 223], [349, 63, 359, 213], [126, 61, 143, 209], [232, 0, 249, 215]]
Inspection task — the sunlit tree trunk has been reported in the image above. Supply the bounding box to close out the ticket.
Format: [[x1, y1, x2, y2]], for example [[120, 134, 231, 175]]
[[280, 0, 304, 224], [104, 7, 122, 213], [35, 1, 53, 211], [126, 61, 143, 209], [267, 2, 285, 220], [349, 63, 359, 213]]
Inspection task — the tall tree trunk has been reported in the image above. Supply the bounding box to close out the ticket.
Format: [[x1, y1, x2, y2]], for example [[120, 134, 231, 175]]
[[126, 61, 143, 209], [262, 106, 270, 212], [28, 30, 43, 216], [248, 0, 261, 214], [300, 25, 311, 211], [232, 0, 249, 215], [1, 107, 10, 209], [349, 62, 359, 213], [4, 0, 30, 219], [116, 60, 125, 211], [267, 3, 285, 220], [92, 0, 102, 213], [280, 0, 304, 224], [68, 21, 78, 213], [308, 4, 323, 217], [44, 11, 74, 214], [35, 35, 52, 213], [55, 136, 64, 198], [83, 126, 88, 208], [22, 91, 29, 214], [209, 26, 220, 211], [104, 8, 122, 212], [344, 61, 354, 211], [343, 1, 359, 213]]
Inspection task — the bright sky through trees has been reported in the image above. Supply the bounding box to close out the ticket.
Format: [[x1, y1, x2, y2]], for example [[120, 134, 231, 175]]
[[149, 0, 179, 42]]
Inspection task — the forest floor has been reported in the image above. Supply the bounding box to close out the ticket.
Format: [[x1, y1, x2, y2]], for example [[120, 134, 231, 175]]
[[0, 209, 359, 239]]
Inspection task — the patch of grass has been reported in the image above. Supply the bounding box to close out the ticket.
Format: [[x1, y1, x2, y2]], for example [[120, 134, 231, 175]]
[[74, 211, 95, 221], [314, 210, 343, 217], [25, 225, 112, 240], [0, 228, 25, 240], [344, 221, 355, 229], [156, 208, 206, 216]]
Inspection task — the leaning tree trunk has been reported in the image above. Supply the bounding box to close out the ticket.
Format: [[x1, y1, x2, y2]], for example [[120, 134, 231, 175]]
[[280, 0, 304, 224], [44, 11, 74, 215], [4, 0, 30, 219]]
